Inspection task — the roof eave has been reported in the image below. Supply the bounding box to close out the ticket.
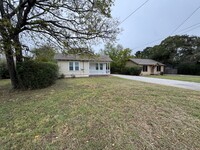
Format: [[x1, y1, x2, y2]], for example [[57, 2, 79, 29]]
[[55, 59, 112, 62]]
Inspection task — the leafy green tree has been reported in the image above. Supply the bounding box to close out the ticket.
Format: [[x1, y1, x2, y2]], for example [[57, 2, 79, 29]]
[[135, 47, 153, 58], [102, 43, 133, 73], [135, 35, 200, 67], [0, 0, 119, 89], [32, 45, 56, 62]]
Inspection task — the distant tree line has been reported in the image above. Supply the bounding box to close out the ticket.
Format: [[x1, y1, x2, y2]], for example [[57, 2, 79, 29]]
[[135, 35, 200, 75]]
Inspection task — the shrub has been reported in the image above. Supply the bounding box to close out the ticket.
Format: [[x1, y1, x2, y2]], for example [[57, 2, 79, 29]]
[[59, 74, 65, 79], [17, 61, 58, 89], [178, 63, 200, 75], [0, 60, 10, 79], [110, 64, 121, 74], [121, 66, 142, 76]]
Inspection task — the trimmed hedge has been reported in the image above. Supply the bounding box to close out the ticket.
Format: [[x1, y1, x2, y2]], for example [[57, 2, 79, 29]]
[[17, 61, 58, 89], [121, 66, 142, 76], [178, 63, 200, 75], [0, 61, 10, 79]]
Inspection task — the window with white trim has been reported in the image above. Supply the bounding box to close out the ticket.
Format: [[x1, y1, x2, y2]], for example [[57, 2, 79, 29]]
[[69, 62, 74, 71], [100, 63, 103, 70], [106, 63, 110, 70], [96, 63, 99, 70], [69, 62, 79, 71], [75, 62, 79, 71]]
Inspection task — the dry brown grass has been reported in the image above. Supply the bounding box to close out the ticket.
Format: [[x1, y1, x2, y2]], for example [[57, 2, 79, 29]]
[[0, 77, 200, 149]]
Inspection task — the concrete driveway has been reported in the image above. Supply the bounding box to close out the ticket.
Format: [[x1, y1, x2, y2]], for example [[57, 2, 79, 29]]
[[112, 74, 200, 91]]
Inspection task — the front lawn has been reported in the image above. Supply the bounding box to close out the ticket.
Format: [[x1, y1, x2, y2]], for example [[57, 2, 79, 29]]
[[147, 74, 200, 83], [0, 77, 200, 149]]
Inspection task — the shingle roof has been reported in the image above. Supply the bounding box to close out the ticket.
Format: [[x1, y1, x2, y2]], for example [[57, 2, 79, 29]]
[[129, 58, 164, 65], [54, 53, 112, 62]]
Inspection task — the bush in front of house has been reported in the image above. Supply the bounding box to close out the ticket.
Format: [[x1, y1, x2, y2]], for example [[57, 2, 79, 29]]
[[177, 63, 200, 75], [17, 61, 58, 89], [0, 60, 10, 79], [111, 67, 121, 74], [58, 74, 65, 79], [121, 66, 142, 76], [160, 72, 164, 75]]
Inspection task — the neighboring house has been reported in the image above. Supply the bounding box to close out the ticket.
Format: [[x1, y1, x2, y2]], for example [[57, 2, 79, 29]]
[[126, 58, 165, 75], [54, 54, 112, 77]]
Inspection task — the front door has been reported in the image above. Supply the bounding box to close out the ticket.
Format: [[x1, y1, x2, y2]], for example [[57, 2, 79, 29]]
[[151, 66, 155, 75]]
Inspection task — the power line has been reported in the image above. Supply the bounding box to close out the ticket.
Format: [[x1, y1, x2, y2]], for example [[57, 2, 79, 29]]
[[119, 0, 150, 25], [171, 5, 200, 35], [133, 22, 200, 50], [118, 1, 200, 51], [180, 24, 200, 34], [176, 22, 200, 33], [133, 4, 200, 51]]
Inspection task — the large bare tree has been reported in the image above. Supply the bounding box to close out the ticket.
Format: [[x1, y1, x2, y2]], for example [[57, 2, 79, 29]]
[[0, 0, 119, 89]]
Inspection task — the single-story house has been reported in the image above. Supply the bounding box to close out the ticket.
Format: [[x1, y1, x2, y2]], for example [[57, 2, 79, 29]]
[[54, 54, 112, 77], [126, 58, 165, 75]]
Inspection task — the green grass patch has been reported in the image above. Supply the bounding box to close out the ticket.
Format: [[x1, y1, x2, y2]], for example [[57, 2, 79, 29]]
[[147, 74, 200, 83], [0, 77, 200, 149]]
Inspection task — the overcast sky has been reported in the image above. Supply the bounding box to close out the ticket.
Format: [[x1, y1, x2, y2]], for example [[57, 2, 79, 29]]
[[102, 0, 200, 54]]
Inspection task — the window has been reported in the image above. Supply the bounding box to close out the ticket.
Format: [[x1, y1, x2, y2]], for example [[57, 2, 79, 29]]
[[69, 62, 79, 71], [75, 62, 79, 71], [96, 63, 99, 70], [69, 62, 73, 71], [100, 63, 103, 70], [143, 65, 148, 72], [157, 66, 161, 72]]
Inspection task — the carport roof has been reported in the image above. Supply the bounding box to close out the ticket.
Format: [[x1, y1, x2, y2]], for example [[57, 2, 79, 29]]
[[129, 58, 164, 66]]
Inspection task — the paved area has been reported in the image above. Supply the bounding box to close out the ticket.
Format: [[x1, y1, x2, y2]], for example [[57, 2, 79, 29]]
[[113, 74, 200, 91]]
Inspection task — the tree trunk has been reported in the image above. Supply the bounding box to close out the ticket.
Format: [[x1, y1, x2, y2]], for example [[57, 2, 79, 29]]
[[4, 43, 20, 89], [13, 35, 23, 63]]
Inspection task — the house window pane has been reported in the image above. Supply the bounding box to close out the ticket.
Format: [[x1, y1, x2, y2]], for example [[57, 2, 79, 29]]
[[69, 62, 73, 71], [157, 66, 161, 72], [143, 65, 148, 72], [96, 63, 99, 70], [75, 62, 79, 71], [100, 63, 103, 70]]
